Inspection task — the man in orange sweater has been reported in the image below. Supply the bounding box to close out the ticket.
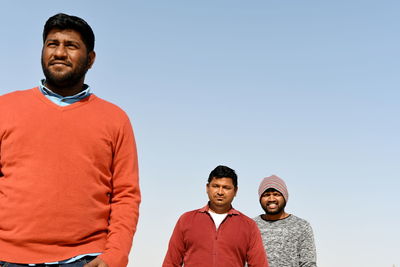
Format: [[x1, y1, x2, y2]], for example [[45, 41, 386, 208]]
[[0, 13, 140, 267]]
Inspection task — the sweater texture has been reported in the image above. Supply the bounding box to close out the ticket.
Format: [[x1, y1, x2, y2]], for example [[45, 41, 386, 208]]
[[253, 215, 317, 267], [0, 88, 140, 267]]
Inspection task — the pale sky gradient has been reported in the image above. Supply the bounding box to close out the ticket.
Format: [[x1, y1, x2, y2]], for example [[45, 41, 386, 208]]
[[1, 1, 399, 266]]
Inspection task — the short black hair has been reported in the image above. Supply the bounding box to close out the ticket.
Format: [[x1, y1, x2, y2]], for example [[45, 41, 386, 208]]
[[43, 13, 95, 52], [208, 165, 238, 188]]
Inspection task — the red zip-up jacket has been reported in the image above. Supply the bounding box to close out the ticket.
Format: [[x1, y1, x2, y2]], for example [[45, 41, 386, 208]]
[[163, 205, 269, 267]]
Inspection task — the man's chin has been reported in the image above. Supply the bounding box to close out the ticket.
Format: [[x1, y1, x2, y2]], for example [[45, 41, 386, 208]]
[[266, 210, 281, 215], [211, 201, 231, 208], [45, 75, 76, 88], [48, 72, 69, 80], [46, 81, 69, 89], [263, 207, 283, 215]]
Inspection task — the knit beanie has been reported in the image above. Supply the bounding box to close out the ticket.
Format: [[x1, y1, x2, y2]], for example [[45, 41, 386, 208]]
[[258, 175, 289, 202]]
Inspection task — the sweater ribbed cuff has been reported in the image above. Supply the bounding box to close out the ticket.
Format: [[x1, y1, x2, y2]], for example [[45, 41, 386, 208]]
[[99, 250, 128, 267]]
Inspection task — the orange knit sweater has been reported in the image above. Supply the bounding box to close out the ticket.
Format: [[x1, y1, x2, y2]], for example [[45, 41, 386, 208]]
[[0, 88, 140, 267]]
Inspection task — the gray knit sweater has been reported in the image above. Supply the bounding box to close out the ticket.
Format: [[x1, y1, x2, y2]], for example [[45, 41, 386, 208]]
[[253, 214, 317, 267]]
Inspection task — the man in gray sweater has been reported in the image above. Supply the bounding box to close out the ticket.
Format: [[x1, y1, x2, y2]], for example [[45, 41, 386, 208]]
[[253, 175, 317, 267]]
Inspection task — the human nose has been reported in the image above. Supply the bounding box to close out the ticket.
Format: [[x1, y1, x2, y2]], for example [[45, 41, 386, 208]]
[[53, 45, 67, 58], [217, 187, 224, 195]]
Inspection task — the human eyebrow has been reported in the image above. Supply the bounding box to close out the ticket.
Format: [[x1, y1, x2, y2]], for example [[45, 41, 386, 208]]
[[45, 39, 59, 45]]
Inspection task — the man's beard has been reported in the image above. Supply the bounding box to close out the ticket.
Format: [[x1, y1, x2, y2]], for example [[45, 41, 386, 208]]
[[262, 201, 286, 215], [41, 55, 89, 89]]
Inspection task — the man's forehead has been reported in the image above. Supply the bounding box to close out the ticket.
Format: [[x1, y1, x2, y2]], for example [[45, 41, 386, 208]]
[[209, 177, 233, 185], [264, 188, 281, 193], [45, 28, 83, 41]]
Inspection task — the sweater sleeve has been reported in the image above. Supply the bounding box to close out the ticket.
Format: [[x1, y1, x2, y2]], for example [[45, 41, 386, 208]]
[[298, 222, 317, 267], [98, 118, 141, 267], [0, 124, 3, 177], [247, 221, 269, 267], [0, 151, 2, 177], [162, 216, 185, 267]]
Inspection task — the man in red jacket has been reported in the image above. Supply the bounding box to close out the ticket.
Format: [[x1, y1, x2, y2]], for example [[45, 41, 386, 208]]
[[0, 13, 140, 267], [163, 165, 268, 267]]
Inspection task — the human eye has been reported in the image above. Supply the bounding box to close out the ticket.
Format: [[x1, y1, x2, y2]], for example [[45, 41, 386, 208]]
[[47, 41, 57, 47], [66, 43, 79, 49]]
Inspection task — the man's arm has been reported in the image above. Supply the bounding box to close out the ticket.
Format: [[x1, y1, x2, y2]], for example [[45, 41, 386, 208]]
[[98, 119, 141, 267], [162, 216, 186, 267], [0, 129, 3, 177], [247, 222, 269, 267], [298, 223, 317, 267]]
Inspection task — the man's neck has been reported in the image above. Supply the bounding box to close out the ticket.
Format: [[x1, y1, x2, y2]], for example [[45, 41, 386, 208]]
[[262, 211, 289, 221], [209, 204, 231, 214], [44, 81, 86, 97]]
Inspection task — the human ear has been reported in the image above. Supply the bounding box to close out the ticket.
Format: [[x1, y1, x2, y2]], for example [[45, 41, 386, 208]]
[[87, 51, 96, 69]]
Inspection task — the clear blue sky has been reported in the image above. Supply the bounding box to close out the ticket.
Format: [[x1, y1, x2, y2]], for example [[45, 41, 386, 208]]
[[1, 1, 399, 266]]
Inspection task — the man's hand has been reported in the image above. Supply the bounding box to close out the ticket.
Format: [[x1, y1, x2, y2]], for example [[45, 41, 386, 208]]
[[83, 257, 109, 267]]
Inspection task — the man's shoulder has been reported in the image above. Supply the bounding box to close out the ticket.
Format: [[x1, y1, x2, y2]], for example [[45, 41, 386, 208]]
[[89, 95, 131, 121], [0, 88, 35, 100], [252, 215, 264, 224], [287, 214, 312, 226], [174, 208, 205, 225], [233, 209, 252, 219], [91, 95, 127, 113], [180, 207, 205, 217], [0, 88, 36, 110], [228, 209, 259, 227]]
